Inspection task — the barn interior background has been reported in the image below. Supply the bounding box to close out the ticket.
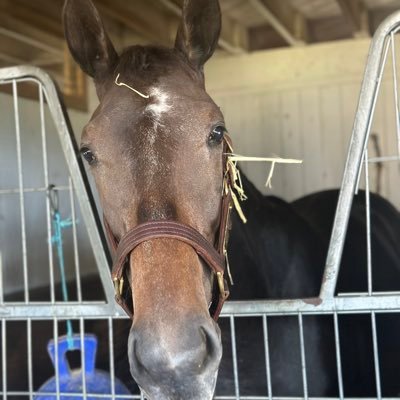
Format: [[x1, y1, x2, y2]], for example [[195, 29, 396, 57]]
[[2, 0, 400, 399]]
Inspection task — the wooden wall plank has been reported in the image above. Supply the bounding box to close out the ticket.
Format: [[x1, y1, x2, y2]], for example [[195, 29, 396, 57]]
[[382, 78, 400, 208], [320, 85, 345, 189], [299, 87, 323, 196], [280, 90, 303, 200]]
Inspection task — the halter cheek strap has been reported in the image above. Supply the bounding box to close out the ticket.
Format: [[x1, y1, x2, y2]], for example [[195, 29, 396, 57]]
[[104, 135, 234, 321]]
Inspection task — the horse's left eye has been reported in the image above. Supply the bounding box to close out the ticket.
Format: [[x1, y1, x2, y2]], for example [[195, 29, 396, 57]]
[[80, 147, 96, 165], [208, 125, 226, 146]]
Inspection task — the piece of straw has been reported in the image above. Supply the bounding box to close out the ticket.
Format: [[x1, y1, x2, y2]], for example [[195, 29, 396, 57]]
[[115, 73, 150, 99], [224, 153, 303, 224], [227, 154, 302, 188]]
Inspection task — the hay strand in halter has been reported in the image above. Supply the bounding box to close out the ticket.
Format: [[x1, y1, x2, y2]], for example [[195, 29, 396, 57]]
[[225, 153, 303, 224], [228, 154, 303, 188]]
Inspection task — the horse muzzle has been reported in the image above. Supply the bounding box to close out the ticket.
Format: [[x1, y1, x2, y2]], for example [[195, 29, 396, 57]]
[[128, 315, 222, 400]]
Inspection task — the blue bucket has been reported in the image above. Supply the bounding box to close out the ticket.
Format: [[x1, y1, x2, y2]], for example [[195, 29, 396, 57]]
[[35, 334, 131, 400]]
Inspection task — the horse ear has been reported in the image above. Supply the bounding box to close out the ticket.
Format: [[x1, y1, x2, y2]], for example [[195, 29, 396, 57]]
[[175, 0, 221, 71], [62, 0, 118, 79]]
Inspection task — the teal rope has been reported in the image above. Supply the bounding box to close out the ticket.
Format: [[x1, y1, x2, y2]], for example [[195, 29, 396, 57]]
[[51, 210, 74, 349]]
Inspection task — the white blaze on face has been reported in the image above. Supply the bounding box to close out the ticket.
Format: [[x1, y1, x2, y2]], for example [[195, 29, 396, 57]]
[[143, 87, 172, 177], [146, 87, 172, 128]]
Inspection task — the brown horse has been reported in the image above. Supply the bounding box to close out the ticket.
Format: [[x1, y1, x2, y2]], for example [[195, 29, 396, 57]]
[[63, 0, 229, 398]]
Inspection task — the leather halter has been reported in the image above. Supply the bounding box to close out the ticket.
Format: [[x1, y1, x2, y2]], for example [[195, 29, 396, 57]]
[[103, 136, 234, 321]]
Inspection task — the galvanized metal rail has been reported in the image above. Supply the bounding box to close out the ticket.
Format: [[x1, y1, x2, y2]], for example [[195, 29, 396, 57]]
[[0, 66, 124, 319], [222, 10, 400, 317]]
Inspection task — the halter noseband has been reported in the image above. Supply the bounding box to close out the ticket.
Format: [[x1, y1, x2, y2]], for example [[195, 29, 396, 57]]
[[103, 136, 234, 321]]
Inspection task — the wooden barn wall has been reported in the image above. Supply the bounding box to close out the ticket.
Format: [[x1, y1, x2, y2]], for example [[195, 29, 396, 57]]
[[205, 38, 400, 209]]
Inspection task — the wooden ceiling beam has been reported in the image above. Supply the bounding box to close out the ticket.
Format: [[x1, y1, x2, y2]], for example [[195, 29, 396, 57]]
[[30, 54, 63, 67], [369, 6, 399, 33], [0, 27, 61, 56], [337, 0, 370, 38], [95, 0, 172, 46], [248, 0, 308, 47], [0, 52, 61, 68], [0, 52, 25, 65], [0, 0, 63, 38], [308, 15, 353, 43], [249, 25, 287, 51], [0, 14, 63, 56], [155, 0, 248, 54]]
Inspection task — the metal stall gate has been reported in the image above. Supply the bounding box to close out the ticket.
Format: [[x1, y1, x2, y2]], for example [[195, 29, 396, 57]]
[[218, 9, 400, 400], [0, 66, 140, 399], [2, 10, 400, 400]]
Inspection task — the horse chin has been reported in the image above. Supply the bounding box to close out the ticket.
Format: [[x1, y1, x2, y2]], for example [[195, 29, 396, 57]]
[[130, 356, 220, 400], [138, 375, 218, 400]]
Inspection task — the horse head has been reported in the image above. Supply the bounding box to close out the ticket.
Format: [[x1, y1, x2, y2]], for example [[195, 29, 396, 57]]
[[63, 0, 227, 398]]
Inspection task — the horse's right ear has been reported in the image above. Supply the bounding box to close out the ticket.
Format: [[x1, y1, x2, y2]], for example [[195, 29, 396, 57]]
[[62, 0, 118, 79]]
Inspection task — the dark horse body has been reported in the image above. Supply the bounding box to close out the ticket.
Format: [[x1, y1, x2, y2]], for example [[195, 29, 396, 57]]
[[8, 173, 400, 397], [219, 174, 400, 397]]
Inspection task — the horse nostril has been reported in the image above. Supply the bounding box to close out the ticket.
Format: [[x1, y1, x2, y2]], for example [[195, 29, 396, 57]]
[[199, 323, 222, 370], [128, 319, 222, 379]]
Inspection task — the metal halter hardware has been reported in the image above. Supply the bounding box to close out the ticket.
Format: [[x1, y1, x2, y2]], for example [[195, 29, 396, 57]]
[[104, 136, 234, 321]]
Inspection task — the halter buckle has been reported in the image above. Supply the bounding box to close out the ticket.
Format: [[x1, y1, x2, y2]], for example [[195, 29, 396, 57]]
[[216, 272, 225, 297], [113, 277, 124, 296]]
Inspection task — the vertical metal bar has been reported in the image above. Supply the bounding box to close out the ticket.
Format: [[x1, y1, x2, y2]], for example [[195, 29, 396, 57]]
[[355, 39, 391, 195], [365, 150, 373, 296], [40, 75, 117, 308], [390, 32, 400, 155], [2, 319, 6, 400], [320, 28, 391, 299], [27, 319, 33, 400], [69, 178, 82, 302], [0, 253, 3, 304], [108, 318, 116, 400], [333, 313, 344, 399], [298, 313, 308, 400], [13, 80, 29, 303], [371, 312, 382, 399], [53, 318, 60, 400], [40, 85, 55, 304], [262, 315, 272, 400], [80, 318, 87, 400], [229, 316, 240, 400], [355, 153, 364, 195]]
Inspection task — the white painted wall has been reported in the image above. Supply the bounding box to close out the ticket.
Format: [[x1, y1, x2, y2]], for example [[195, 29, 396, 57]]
[[205, 38, 400, 209], [0, 89, 97, 295]]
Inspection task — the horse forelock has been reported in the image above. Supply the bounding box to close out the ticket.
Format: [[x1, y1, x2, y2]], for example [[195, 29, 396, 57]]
[[115, 45, 201, 86]]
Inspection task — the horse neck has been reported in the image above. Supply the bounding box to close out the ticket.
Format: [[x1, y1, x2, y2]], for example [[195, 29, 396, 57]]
[[228, 172, 325, 300]]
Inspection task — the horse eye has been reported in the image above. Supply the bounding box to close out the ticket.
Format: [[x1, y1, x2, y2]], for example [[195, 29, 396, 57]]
[[208, 125, 226, 146], [80, 147, 96, 165]]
